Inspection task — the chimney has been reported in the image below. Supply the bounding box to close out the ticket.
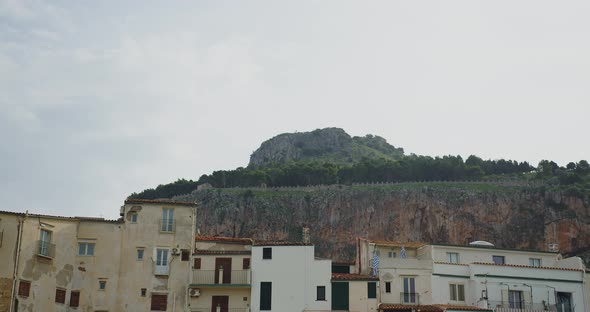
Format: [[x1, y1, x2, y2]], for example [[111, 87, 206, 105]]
[[302, 227, 310, 244]]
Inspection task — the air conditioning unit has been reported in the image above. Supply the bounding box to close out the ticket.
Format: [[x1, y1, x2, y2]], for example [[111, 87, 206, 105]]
[[172, 248, 180, 255], [189, 288, 200, 297]]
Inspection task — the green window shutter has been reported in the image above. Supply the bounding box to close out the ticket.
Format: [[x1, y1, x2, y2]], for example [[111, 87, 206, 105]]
[[368, 282, 377, 299]]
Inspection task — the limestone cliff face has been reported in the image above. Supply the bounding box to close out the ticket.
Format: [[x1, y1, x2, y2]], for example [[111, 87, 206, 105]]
[[177, 183, 590, 262]]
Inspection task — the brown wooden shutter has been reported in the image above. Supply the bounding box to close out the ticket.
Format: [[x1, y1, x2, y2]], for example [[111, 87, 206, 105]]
[[151, 294, 168, 311], [181, 249, 189, 261], [194, 257, 201, 269], [243, 258, 250, 269], [55, 288, 66, 303], [18, 281, 31, 297], [69, 291, 80, 307]]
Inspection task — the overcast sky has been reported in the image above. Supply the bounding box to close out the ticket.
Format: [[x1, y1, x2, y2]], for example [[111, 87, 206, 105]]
[[1, 1, 588, 218]]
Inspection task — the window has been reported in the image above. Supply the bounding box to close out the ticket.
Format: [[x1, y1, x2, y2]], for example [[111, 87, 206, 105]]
[[509, 290, 523, 309], [403, 277, 417, 303], [151, 294, 168, 311], [449, 284, 465, 301], [154, 248, 169, 275], [492, 255, 505, 265], [317, 286, 326, 301], [388, 251, 396, 258], [529, 258, 541, 267], [18, 280, 31, 297], [260, 282, 272, 310], [69, 291, 80, 307], [447, 252, 459, 263], [263, 247, 272, 260], [243, 258, 251, 269], [78, 242, 95, 256], [194, 258, 201, 269], [181, 249, 189, 261], [161, 208, 174, 232], [130, 213, 138, 223], [99, 280, 107, 290], [137, 248, 144, 260], [55, 288, 66, 304], [38, 229, 52, 257], [385, 282, 391, 293], [368, 282, 377, 299], [141, 288, 147, 297]]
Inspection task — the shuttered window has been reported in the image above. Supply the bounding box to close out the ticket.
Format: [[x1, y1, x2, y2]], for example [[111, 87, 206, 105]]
[[368, 282, 377, 299], [317, 286, 326, 300], [18, 280, 31, 297], [55, 288, 66, 304], [385, 282, 391, 293], [151, 294, 168, 311], [69, 291, 80, 307], [243, 258, 250, 269], [181, 249, 189, 261], [194, 258, 201, 269], [260, 282, 272, 310]]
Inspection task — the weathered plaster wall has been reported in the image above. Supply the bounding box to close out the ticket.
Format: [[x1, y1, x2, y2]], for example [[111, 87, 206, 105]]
[[0, 213, 19, 312]]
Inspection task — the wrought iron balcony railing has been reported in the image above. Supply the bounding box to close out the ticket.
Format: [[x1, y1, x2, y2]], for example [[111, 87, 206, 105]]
[[37, 240, 56, 258], [400, 292, 419, 305], [191, 270, 250, 285], [159, 219, 176, 233]]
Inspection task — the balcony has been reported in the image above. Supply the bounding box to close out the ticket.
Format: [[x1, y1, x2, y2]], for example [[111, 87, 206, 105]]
[[488, 301, 572, 312], [37, 240, 55, 258], [400, 292, 419, 305], [159, 219, 176, 233], [190, 308, 249, 312], [191, 270, 250, 287]]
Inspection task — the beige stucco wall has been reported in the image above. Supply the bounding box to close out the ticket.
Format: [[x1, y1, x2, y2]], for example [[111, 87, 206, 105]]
[[0, 213, 20, 312], [430, 245, 559, 266], [189, 287, 251, 311], [13, 216, 122, 312], [348, 281, 378, 312], [116, 202, 197, 312]]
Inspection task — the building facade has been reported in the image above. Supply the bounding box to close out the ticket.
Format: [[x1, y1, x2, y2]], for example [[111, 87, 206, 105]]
[[250, 242, 332, 312], [0, 199, 198, 312], [357, 238, 588, 312]]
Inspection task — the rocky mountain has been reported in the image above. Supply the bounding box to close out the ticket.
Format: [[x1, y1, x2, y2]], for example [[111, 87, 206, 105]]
[[248, 127, 404, 167], [175, 182, 590, 263]]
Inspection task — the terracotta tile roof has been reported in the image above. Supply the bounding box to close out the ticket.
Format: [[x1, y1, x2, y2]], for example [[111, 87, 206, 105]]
[[124, 198, 197, 206], [434, 261, 469, 266], [379, 304, 442, 311], [379, 304, 491, 311], [371, 240, 425, 248], [332, 273, 379, 281], [471, 262, 583, 272], [194, 250, 251, 255], [435, 305, 492, 311], [0, 210, 122, 223], [253, 240, 312, 246], [196, 235, 253, 244], [332, 260, 355, 265]]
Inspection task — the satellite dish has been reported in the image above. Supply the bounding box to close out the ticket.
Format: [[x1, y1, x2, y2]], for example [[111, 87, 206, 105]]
[[469, 241, 495, 247]]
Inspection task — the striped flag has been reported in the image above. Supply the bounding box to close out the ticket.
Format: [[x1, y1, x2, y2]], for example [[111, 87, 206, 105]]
[[400, 244, 407, 258], [371, 247, 379, 276]]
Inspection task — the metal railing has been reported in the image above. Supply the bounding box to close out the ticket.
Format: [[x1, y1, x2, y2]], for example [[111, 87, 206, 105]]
[[488, 300, 571, 312], [37, 240, 55, 258], [190, 307, 250, 312], [400, 292, 419, 305], [159, 219, 176, 233], [192, 270, 250, 285]]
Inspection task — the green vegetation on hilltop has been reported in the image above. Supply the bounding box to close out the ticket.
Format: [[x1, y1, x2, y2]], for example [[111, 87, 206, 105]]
[[127, 128, 590, 200]]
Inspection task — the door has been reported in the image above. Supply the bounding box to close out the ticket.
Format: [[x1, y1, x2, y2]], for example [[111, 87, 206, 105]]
[[331, 282, 349, 310], [557, 292, 573, 312], [211, 296, 229, 312], [403, 277, 416, 303], [155, 248, 169, 275], [215, 258, 232, 284], [39, 229, 51, 256]]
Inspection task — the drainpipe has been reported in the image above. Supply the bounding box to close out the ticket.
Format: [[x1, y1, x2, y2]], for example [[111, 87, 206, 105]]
[[9, 214, 25, 312], [582, 270, 587, 312]]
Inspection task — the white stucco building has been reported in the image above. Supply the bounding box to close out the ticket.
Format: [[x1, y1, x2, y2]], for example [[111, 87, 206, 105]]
[[357, 238, 588, 312], [250, 242, 331, 312]]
